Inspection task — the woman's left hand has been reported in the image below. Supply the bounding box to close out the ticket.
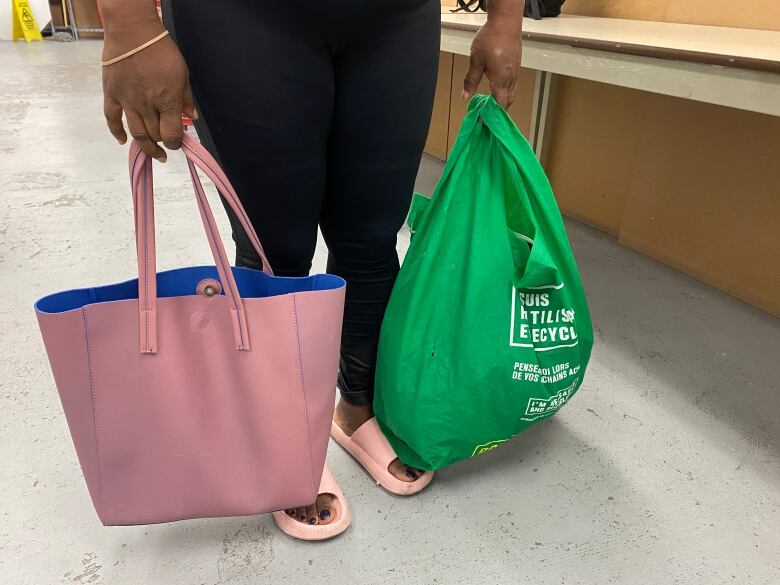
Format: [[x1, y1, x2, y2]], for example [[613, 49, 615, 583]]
[[463, 11, 523, 109]]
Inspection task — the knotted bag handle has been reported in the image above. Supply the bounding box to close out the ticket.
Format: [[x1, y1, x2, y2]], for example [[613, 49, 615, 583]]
[[129, 132, 273, 354]]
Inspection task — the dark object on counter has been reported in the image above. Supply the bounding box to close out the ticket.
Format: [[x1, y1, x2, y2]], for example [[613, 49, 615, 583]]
[[452, 0, 566, 20]]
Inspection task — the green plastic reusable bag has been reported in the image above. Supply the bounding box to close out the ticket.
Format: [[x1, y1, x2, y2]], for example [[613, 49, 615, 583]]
[[374, 95, 593, 470]]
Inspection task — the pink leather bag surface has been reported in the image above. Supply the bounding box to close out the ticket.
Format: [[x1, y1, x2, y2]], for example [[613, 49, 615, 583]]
[[35, 133, 345, 526]]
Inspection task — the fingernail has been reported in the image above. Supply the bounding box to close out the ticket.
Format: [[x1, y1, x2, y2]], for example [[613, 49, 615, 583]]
[[461, 90, 469, 99], [405, 469, 418, 480], [308, 517, 317, 525], [319, 509, 331, 521]]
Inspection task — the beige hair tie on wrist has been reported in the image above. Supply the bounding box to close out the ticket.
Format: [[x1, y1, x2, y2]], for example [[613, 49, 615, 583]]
[[101, 30, 170, 66]]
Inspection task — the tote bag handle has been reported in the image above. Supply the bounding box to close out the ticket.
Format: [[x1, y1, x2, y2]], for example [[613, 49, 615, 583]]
[[129, 132, 273, 354]]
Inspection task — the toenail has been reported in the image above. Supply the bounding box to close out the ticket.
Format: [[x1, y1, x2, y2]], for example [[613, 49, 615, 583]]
[[308, 517, 317, 525], [319, 509, 331, 521], [405, 469, 419, 480]]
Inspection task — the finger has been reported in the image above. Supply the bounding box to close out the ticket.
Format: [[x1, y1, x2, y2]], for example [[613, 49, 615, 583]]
[[158, 98, 184, 150], [182, 83, 199, 121], [104, 97, 127, 145], [463, 53, 485, 100], [490, 77, 515, 109], [142, 109, 163, 144], [125, 108, 167, 162]]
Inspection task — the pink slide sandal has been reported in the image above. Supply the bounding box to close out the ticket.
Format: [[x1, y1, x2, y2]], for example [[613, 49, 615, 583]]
[[331, 418, 433, 496], [272, 465, 351, 541]]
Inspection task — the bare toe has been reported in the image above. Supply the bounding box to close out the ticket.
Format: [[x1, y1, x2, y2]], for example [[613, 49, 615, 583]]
[[296, 506, 307, 523], [388, 458, 423, 482], [305, 503, 318, 525], [316, 493, 335, 525]]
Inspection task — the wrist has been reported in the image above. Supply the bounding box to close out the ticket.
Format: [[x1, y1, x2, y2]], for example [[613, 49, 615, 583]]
[[486, 11, 523, 31], [102, 20, 166, 55]]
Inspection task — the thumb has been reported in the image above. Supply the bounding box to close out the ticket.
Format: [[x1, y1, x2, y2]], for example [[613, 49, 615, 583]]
[[463, 53, 485, 100], [182, 83, 199, 121]]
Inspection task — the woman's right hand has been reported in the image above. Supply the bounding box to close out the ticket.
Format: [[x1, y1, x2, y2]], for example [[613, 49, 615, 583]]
[[101, 16, 196, 162]]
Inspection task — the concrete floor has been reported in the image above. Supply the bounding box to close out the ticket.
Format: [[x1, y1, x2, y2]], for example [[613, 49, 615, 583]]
[[1, 40, 779, 585]]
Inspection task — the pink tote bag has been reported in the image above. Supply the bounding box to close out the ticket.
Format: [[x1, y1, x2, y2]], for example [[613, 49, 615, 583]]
[[35, 133, 345, 526]]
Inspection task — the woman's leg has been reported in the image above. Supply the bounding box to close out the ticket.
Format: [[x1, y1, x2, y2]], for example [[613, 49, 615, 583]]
[[319, 0, 440, 477], [163, 0, 338, 525], [164, 0, 333, 277]]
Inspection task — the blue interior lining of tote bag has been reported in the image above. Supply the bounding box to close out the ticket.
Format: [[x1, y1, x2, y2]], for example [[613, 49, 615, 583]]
[[35, 266, 345, 314]]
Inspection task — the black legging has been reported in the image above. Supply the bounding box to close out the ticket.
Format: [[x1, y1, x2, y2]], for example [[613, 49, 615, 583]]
[[163, 0, 440, 405]]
